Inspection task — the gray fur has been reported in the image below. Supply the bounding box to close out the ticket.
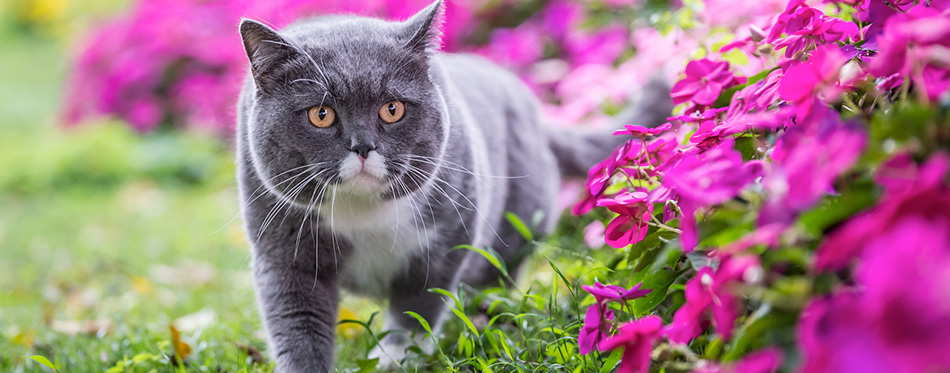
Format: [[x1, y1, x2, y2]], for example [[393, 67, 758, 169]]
[[235, 2, 671, 371]]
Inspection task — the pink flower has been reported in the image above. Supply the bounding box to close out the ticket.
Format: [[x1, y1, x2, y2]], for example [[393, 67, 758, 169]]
[[565, 25, 630, 66], [694, 347, 783, 373], [578, 302, 615, 355], [484, 24, 545, 67], [613, 122, 672, 137], [666, 255, 761, 343], [815, 152, 950, 270], [778, 45, 848, 112], [582, 281, 652, 305], [767, 1, 860, 58], [800, 218, 950, 373], [583, 220, 606, 248], [663, 141, 762, 250], [598, 316, 663, 373], [597, 191, 655, 248], [868, 6, 950, 101], [760, 107, 865, 226], [670, 59, 746, 107]]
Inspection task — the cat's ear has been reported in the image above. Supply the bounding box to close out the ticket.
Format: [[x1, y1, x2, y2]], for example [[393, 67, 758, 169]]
[[403, 0, 444, 53], [240, 19, 298, 90]]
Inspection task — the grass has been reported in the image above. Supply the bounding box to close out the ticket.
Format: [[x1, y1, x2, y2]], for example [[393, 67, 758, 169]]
[[0, 18, 620, 373]]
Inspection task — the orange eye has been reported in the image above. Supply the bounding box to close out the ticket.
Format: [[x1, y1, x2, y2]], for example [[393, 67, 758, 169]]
[[379, 101, 405, 123], [308, 106, 335, 128]]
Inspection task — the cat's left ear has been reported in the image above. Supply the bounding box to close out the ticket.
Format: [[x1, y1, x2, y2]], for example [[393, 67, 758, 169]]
[[403, 0, 444, 53]]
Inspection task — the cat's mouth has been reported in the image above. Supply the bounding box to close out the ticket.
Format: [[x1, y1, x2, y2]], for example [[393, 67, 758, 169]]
[[337, 152, 389, 192]]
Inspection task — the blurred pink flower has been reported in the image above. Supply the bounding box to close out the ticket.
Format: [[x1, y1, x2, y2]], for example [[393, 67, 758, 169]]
[[598, 316, 663, 373], [484, 24, 545, 67], [815, 152, 950, 269], [670, 59, 746, 107], [666, 255, 761, 343], [868, 6, 950, 101], [579, 222, 605, 252], [663, 141, 762, 250], [694, 347, 783, 373], [760, 110, 865, 226], [565, 25, 629, 66], [800, 218, 950, 373], [64, 0, 479, 133]]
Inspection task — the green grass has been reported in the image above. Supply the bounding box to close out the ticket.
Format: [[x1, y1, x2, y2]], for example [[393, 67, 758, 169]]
[[0, 22, 620, 373]]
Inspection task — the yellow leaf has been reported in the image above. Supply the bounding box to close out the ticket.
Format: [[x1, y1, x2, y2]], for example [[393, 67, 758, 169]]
[[169, 325, 192, 361]]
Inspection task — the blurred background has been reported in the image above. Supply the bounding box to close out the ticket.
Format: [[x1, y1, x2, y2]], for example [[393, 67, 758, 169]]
[[0, 0, 693, 370]]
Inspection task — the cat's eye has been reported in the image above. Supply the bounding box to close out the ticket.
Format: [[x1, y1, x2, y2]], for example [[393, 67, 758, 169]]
[[379, 101, 405, 123], [308, 106, 336, 128]]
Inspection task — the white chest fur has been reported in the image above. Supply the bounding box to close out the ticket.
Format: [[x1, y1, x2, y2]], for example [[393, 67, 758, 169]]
[[320, 191, 434, 297]]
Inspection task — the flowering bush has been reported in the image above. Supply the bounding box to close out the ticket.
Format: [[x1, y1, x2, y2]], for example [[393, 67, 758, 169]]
[[569, 0, 950, 371], [63, 0, 950, 371]]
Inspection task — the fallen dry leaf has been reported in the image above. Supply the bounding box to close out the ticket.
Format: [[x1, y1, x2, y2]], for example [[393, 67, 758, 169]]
[[235, 343, 266, 365], [169, 325, 192, 362]]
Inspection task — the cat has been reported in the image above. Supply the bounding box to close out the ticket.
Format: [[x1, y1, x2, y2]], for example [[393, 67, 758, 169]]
[[235, 1, 671, 371]]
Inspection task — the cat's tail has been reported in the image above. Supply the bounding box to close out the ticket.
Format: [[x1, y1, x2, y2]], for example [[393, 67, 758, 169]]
[[546, 76, 673, 178]]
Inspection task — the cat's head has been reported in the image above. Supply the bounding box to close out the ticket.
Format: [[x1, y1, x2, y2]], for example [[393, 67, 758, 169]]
[[239, 1, 447, 206]]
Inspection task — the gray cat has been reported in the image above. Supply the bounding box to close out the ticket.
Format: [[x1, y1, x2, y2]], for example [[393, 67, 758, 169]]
[[235, 1, 671, 371]]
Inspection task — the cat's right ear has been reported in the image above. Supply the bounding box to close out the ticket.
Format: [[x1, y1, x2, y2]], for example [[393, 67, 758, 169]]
[[240, 19, 298, 91]]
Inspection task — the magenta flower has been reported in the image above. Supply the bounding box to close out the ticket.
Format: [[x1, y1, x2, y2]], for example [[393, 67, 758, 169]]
[[767, 1, 859, 58], [597, 191, 655, 248], [578, 302, 615, 355], [760, 107, 865, 226], [583, 220, 606, 248], [666, 255, 761, 343], [565, 25, 630, 66], [670, 59, 746, 106], [694, 347, 783, 373], [778, 45, 848, 111], [613, 122, 672, 137], [573, 140, 632, 216], [663, 141, 762, 250], [815, 152, 950, 270], [598, 316, 663, 373], [582, 281, 652, 305], [800, 218, 950, 373], [484, 24, 545, 67], [63, 0, 480, 134], [868, 6, 950, 101]]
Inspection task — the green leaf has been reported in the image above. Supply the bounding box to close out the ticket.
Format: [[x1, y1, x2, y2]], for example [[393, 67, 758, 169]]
[[633, 268, 683, 316], [799, 181, 877, 235], [722, 312, 797, 361], [430, 288, 464, 310], [544, 256, 576, 298], [599, 349, 624, 373], [453, 245, 509, 278], [27, 355, 57, 372], [404, 311, 432, 335], [504, 212, 534, 241], [446, 300, 480, 337]]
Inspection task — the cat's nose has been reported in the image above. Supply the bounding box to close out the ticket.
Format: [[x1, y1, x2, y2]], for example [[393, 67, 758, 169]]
[[350, 143, 376, 159]]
